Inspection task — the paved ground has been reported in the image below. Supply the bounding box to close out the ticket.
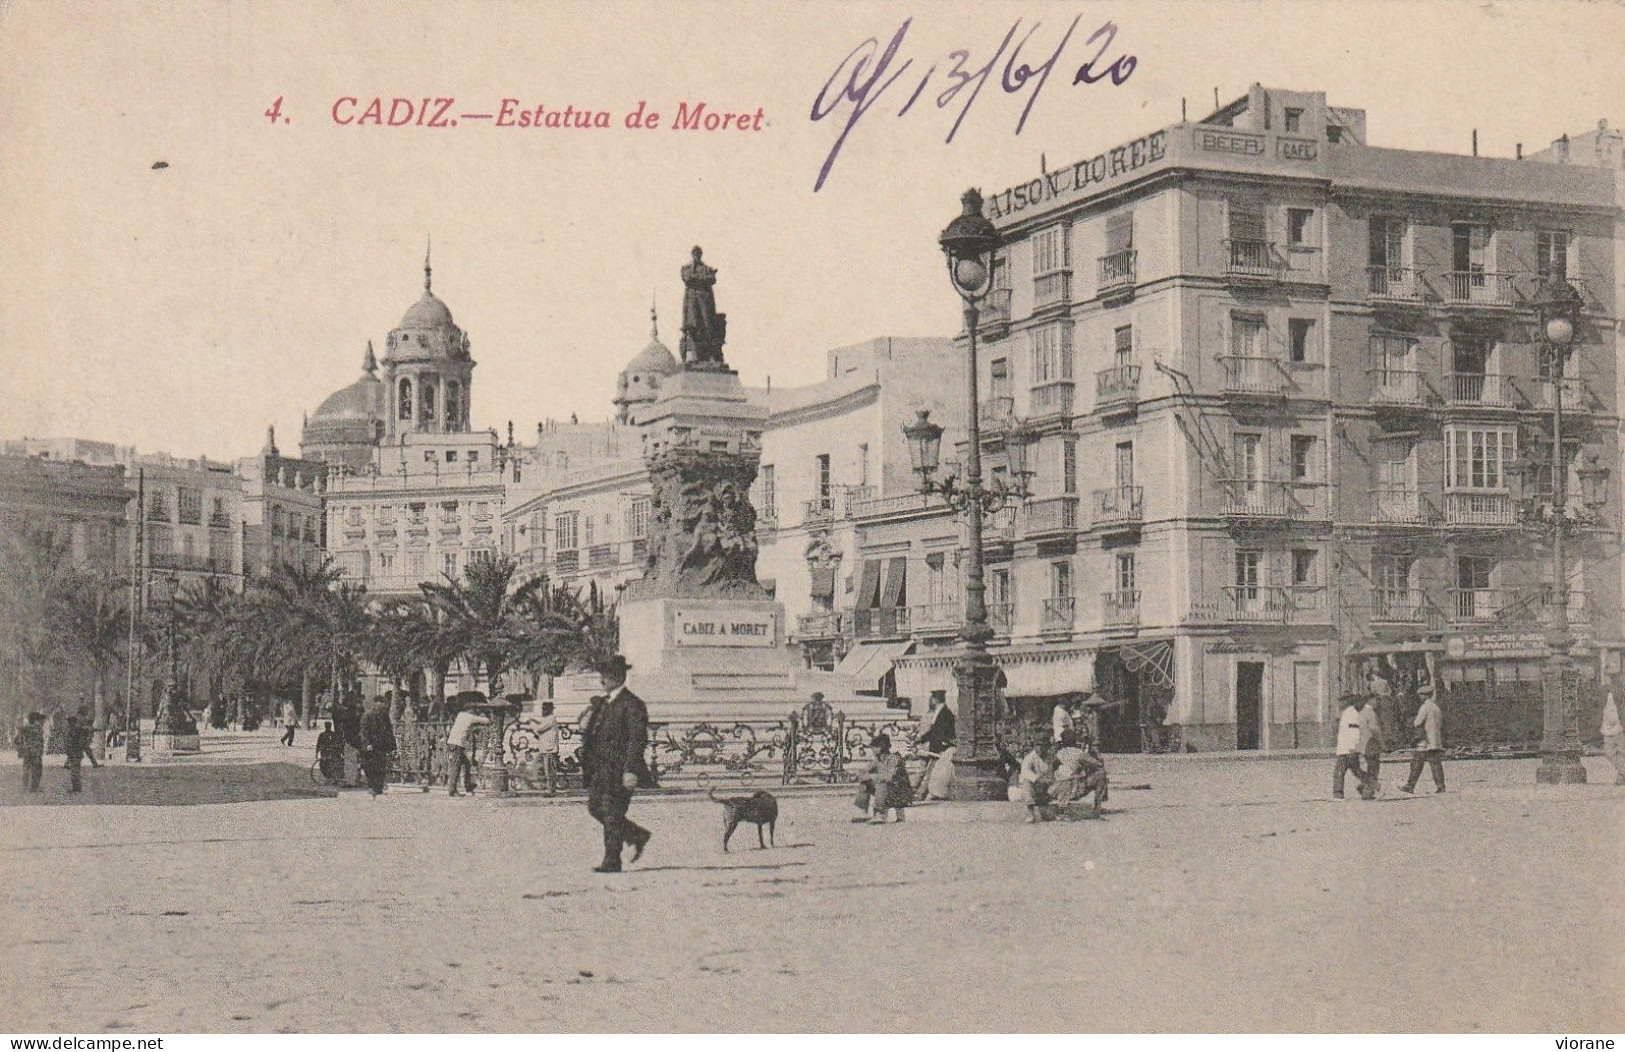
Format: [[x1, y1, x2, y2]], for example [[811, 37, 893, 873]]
[[2, 750, 1621, 1033]]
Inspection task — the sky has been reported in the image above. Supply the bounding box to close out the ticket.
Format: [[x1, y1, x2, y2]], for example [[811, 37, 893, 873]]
[[2, 0, 1623, 460]]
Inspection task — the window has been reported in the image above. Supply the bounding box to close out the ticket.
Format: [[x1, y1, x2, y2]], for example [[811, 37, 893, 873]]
[[1368, 216, 1405, 269], [858, 444, 870, 488], [1537, 229, 1570, 281], [1113, 324, 1134, 367], [1030, 326, 1071, 382], [1287, 208, 1313, 246], [1115, 552, 1137, 593], [1063, 439, 1078, 495], [816, 454, 831, 500], [1050, 560, 1072, 599], [378, 552, 394, 573], [210, 497, 228, 527], [305, 516, 318, 542], [446, 450, 458, 463], [1115, 441, 1134, 490], [1452, 223, 1490, 275], [1447, 428, 1515, 489], [1372, 334, 1414, 380], [555, 512, 579, 551], [1032, 225, 1068, 274], [1105, 212, 1133, 255], [446, 381, 462, 429], [176, 488, 201, 525], [398, 378, 412, 420], [468, 549, 494, 568], [1452, 335, 1493, 376], [925, 552, 953, 605], [442, 552, 458, 578], [1290, 435, 1317, 482], [1457, 556, 1492, 591], [760, 464, 776, 521], [408, 502, 427, 524], [1288, 318, 1313, 362], [1233, 433, 1263, 486], [421, 382, 437, 422], [408, 552, 426, 577], [584, 515, 595, 547], [147, 524, 172, 556], [145, 489, 169, 522], [466, 451, 478, 464], [1284, 107, 1303, 133], [1374, 553, 1413, 591], [1229, 205, 1265, 244], [1291, 548, 1318, 586], [424, 450, 436, 463], [1230, 313, 1267, 358], [271, 507, 284, 538], [626, 497, 650, 540], [989, 358, 1011, 401], [1234, 549, 1261, 599], [990, 567, 1012, 609]]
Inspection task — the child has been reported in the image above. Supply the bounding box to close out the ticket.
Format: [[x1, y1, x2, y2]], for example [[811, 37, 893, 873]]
[[1018, 740, 1056, 823], [853, 734, 911, 824]]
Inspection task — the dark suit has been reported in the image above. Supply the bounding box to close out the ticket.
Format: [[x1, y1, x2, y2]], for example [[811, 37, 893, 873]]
[[359, 704, 396, 795], [581, 686, 652, 868]]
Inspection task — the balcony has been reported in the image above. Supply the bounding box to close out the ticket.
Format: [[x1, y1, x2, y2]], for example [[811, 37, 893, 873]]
[[802, 486, 872, 527], [979, 396, 1015, 430], [1095, 363, 1141, 414], [1369, 487, 1437, 526], [1371, 588, 1436, 626], [795, 611, 845, 639], [1041, 596, 1076, 634], [1445, 271, 1518, 308], [988, 603, 1015, 635], [851, 491, 938, 520], [1448, 587, 1515, 624], [1102, 589, 1140, 628], [1030, 380, 1075, 420], [983, 505, 1018, 544], [1025, 495, 1079, 536], [1534, 376, 1593, 413], [554, 549, 580, 572], [1444, 491, 1515, 527], [1217, 355, 1289, 398], [1221, 480, 1323, 522], [1222, 585, 1294, 623], [1092, 486, 1143, 529], [587, 543, 617, 568], [1223, 238, 1279, 280], [1444, 372, 1512, 408], [854, 606, 911, 639], [1033, 270, 1072, 310], [1097, 250, 1136, 297], [910, 601, 959, 635], [1367, 368, 1429, 409], [1367, 266, 1427, 304]]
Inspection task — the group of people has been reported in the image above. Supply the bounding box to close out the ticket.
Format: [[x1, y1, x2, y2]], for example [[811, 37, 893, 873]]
[[310, 695, 397, 796], [12, 707, 101, 794], [1334, 680, 1447, 800]]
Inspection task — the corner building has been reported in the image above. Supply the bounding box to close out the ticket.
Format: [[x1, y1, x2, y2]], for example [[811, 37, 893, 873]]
[[884, 84, 1620, 751]]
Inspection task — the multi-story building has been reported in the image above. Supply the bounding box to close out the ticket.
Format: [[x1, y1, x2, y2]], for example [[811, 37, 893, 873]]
[[235, 428, 327, 576], [859, 84, 1625, 752]]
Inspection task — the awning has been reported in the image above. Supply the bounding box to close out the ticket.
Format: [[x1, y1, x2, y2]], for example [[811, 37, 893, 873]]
[[835, 640, 915, 693], [1348, 640, 1446, 657], [997, 651, 1095, 697]]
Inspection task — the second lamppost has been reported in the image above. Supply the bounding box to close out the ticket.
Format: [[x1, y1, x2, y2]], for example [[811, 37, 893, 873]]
[[901, 188, 1031, 800]]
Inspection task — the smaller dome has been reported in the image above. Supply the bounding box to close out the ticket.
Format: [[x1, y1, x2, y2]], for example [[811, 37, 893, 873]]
[[310, 346, 384, 422], [623, 305, 678, 377], [399, 290, 455, 331]]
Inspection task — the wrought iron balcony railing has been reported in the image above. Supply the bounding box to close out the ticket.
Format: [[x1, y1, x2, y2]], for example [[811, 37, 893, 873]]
[[1444, 372, 1512, 407], [1095, 363, 1141, 411], [988, 602, 1015, 635], [1092, 485, 1143, 528], [1102, 589, 1140, 627], [1445, 270, 1518, 307], [1367, 265, 1426, 303], [1025, 495, 1079, 535], [1220, 479, 1324, 521], [1218, 355, 1290, 397], [1371, 588, 1435, 625], [978, 396, 1015, 429], [1443, 491, 1514, 527], [1369, 487, 1437, 526], [1097, 249, 1136, 292], [1367, 368, 1428, 408], [1448, 587, 1514, 623], [1224, 238, 1278, 278], [910, 602, 959, 633], [1041, 596, 1076, 633]]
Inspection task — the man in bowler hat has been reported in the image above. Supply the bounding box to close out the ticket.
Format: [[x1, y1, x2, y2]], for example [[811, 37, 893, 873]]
[[582, 654, 653, 872]]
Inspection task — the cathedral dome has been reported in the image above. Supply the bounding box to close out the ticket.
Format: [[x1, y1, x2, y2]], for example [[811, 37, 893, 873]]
[[310, 344, 384, 422], [626, 332, 679, 378], [614, 307, 678, 423]]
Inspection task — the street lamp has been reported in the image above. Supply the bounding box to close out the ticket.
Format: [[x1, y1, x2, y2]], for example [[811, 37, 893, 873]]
[[899, 188, 1020, 800], [1523, 276, 1594, 784], [149, 575, 198, 755]]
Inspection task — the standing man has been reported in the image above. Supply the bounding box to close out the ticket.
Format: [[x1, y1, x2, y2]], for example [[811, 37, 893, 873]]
[[1360, 689, 1386, 798], [533, 701, 560, 797], [280, 701, 297, 747], [62, 714, 99, 794], [359, 696, 396, 797], [445, 698, 489, 797], [15, 712, 45, 793], [1598, 683, 1623, 785], [1401, 682, 1446, 794], [1333, 694, 1376, 800], [581, 655, 652, 873]]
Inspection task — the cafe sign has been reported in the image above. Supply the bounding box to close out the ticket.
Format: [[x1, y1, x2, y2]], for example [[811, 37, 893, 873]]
[[1444, 632, 1550, 662], [987, 130, 1168, 221]]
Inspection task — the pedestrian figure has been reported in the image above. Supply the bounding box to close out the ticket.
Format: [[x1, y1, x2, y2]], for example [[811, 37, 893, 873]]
[[1333, 694, 1377, 800], [913, 692, 956, 801], [581, 655, 652, 872], [1401, 682, 1447, 794], [445, 699, 489, 797], [280, 703, 296, 747], [532, 701, 560, 796], [359, 696, 396, 797], [1599, 686, 1623, 786], [315, 721, 342, 784], [1051, 730, 1109, 816], [14, 712, 45, 793], [1018, 740, 1057, 822], [1052, 698, 1078, 745], [63, 714, 98, 793], [853, 734, 911, 824], [1360, 690, 1387, 797]]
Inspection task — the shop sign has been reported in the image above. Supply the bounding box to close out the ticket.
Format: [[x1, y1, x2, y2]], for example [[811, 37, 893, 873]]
[[1444, 632, 1550, 661]]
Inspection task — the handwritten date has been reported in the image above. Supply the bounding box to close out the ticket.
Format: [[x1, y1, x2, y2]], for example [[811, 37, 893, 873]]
[[809, 16, 1136, 192]]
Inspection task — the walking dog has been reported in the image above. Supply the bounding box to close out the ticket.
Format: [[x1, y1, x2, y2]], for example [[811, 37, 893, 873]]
[[708, 786, 779, 852]]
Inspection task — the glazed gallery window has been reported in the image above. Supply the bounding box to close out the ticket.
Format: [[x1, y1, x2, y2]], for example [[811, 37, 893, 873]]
[[1446, 428, 1514, 490], [1537, 229, 1570, 281], [759, 464, 776, 521], [626, 497, 650, 540], [1030, 325, 1072, 383], [1032, 225, 1069, 275], [554, 512, 579, 551]]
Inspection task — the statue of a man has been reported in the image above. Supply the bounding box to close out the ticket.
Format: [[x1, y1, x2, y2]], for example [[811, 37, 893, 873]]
[[679, 246, 727, 366]]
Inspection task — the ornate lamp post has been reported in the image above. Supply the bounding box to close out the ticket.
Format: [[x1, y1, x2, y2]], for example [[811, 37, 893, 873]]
[[150, 574, 200, 756], [900, 188, 1029, 800], [1513, 277, 1604, 784]]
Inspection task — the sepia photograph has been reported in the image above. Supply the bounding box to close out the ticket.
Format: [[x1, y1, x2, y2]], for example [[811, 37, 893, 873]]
[[1, 0, 1622, 1039]]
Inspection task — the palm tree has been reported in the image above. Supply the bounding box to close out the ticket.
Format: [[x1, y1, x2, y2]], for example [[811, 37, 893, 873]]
[[257, 560, 371, 723], [0, 526, 79, 724], [56, 570, 128, 754], [510, 579, 587, 694], [420, 555, 542, 698]]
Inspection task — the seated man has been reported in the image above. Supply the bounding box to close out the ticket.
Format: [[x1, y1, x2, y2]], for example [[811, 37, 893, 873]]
[[1050, 731, 1109, 817]]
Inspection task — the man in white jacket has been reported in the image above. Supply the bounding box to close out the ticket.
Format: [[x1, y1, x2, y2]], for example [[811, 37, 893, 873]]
[[1333, 694, 1376, 800]]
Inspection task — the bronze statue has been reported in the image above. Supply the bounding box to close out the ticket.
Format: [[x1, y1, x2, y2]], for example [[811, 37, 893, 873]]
[[679, 246, 728, 369]]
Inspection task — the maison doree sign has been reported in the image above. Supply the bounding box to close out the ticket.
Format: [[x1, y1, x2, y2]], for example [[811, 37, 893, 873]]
[[671, 604, 779, 647]]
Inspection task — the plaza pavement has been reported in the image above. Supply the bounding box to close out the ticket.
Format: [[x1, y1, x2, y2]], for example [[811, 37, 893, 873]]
[[1, 745, 1620, 1034]]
